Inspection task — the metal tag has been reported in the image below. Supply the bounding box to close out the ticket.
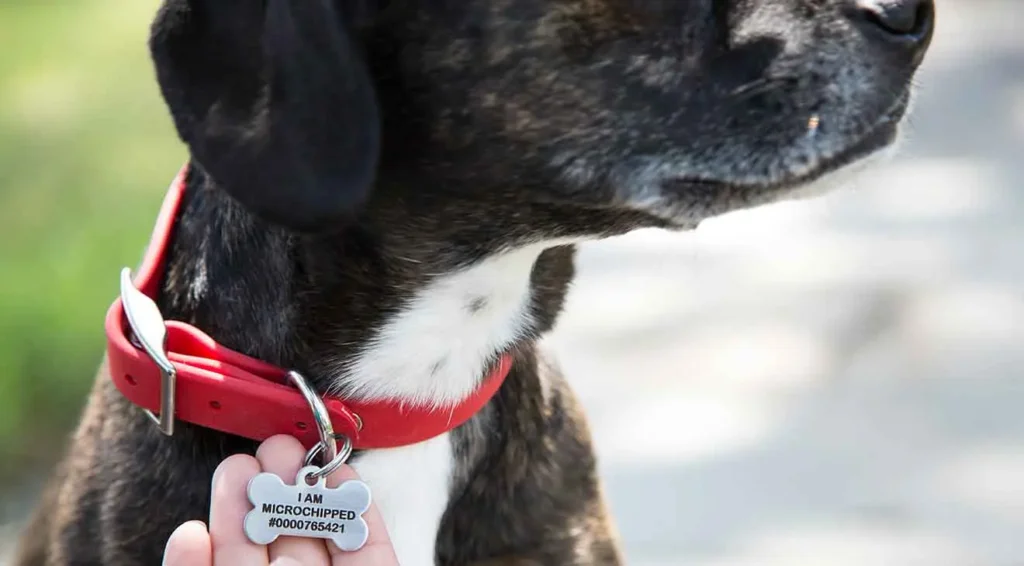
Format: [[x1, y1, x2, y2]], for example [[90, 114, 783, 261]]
[[244, 466, 372, 551]]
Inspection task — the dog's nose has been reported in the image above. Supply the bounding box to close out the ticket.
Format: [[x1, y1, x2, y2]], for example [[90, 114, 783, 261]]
[[852, 0, 935, 56]]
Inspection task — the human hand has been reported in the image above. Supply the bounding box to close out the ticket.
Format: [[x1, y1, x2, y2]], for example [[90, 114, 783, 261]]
[[162, 435, 399, 566]]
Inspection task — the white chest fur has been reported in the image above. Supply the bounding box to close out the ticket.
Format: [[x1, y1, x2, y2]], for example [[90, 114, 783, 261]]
[[333, 241, 577, 564], [350, 435, 454, 566], [334, 242, 556, 406]]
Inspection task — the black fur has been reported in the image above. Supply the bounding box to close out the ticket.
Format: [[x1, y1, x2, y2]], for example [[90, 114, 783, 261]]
[[15, 0, 933, 564], [151, 0, 380, 231]]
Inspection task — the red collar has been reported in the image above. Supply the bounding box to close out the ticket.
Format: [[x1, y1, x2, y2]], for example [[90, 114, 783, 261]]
[[104, 166, 512, 450]]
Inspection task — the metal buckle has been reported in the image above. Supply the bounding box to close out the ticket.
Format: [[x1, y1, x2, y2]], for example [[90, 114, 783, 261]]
[[120, 267, 176, 436], [289, 370, 351, 481]]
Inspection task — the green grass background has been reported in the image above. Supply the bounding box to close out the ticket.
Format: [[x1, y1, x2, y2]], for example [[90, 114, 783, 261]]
[[0, 0, 184, 479]]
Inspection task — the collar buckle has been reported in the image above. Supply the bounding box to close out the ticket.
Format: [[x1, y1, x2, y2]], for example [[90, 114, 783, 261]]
[[119, 267, 176, 436]]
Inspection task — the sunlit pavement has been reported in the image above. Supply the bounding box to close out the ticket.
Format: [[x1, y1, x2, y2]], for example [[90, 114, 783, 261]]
[[2, 1, 1022, 564], [551, 1, 1024, 563]]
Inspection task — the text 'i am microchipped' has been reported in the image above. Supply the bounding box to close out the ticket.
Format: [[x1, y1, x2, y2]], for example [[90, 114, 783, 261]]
[[244, 465, 372, 551]]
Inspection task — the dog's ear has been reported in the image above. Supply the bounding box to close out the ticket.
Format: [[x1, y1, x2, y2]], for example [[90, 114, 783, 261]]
[[149, 0, 380, 231]]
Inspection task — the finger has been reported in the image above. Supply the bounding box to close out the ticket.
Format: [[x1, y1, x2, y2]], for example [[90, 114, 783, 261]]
[[325, 464, 399, 566], [209, 454, 269, 566], [256, 435, 331, 566], [162, 520, 212, 566]]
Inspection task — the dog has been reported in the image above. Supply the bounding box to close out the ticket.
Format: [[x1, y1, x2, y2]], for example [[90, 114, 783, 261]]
[[14, 0, 934, 564]]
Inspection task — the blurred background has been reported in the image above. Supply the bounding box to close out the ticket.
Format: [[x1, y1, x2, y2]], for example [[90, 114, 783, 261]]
[[0, 0, 1021, 564]]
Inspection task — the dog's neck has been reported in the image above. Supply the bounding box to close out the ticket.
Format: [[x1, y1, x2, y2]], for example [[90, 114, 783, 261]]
[[159, 169, 580, 405], [324, 240, 560, 405]]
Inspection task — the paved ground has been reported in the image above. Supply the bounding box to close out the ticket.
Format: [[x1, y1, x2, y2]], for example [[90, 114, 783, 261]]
[[551, 1, 1024, 563], [3, 0, 1021, 564]]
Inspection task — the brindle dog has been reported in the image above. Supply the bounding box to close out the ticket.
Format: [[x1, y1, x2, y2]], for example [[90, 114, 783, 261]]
[[15, 0, 934, 564]]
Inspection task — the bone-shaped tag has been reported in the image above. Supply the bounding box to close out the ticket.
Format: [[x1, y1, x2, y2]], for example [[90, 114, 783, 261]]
[[244, 466, 372, 551]]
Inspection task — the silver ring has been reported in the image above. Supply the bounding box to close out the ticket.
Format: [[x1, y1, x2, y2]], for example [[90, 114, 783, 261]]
[[287, 370, 338, 467], [303, 434, 353, 480]]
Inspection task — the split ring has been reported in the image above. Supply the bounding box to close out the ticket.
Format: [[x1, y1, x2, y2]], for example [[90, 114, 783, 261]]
[[303, 434, 353, 481]]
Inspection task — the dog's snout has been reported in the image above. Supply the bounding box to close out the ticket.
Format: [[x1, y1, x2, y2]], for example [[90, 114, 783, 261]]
[[851, 0, 935, 58]]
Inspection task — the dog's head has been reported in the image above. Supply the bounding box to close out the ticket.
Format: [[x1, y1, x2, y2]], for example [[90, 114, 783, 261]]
[[150, 0, 933, 235]]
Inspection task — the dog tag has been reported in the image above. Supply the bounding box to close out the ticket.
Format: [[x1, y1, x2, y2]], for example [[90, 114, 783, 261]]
[[244, 466, 372, 551]]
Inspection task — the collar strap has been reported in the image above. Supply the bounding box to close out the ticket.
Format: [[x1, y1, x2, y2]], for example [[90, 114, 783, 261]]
[[104, 166, 512, 450]]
